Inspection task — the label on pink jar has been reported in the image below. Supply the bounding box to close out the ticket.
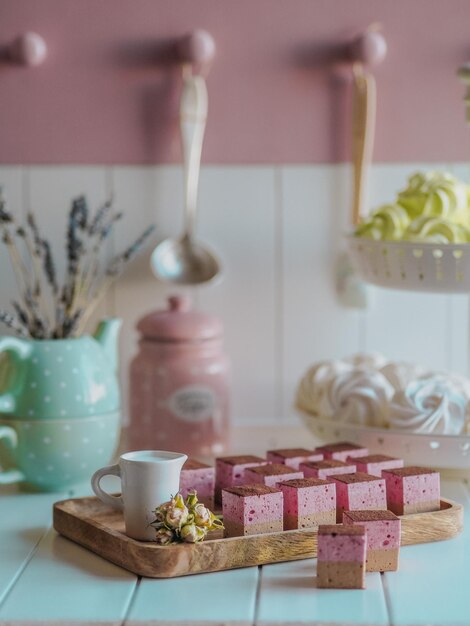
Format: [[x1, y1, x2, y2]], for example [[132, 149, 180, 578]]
[[168, 385, 217, 422]]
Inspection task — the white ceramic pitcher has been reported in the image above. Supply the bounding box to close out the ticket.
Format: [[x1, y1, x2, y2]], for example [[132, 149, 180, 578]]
[[91, 450, 187, 541]]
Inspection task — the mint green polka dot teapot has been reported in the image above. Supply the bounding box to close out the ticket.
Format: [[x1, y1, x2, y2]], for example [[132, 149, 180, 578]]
[[0, 319, 122, 491]]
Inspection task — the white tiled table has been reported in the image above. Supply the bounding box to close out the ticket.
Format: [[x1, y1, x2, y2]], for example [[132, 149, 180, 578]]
[[0, 425, 469, 626]]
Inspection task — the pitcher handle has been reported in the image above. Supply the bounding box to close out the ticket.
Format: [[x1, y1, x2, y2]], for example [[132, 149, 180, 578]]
[[0, 426, 25, 484], [91, 464, 124, 511], [0, 336, 31, 414]]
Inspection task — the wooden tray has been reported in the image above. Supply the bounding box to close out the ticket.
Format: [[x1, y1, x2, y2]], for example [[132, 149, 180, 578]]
[[53, 496, 463, 578]]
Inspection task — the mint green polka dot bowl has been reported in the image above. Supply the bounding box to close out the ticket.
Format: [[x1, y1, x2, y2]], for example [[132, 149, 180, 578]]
[[0, 413, 120, 491]]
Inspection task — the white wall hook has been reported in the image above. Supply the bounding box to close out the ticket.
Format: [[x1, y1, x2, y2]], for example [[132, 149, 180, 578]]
[[347, 29, 387, 68], [177, 30, 215, 75], [2, 32, 47, 67]]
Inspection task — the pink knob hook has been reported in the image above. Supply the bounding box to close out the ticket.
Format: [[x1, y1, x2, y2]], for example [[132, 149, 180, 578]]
[[5, 32, 47, 67], [347, 30, 387, 67], [177, 29, 215, 72]]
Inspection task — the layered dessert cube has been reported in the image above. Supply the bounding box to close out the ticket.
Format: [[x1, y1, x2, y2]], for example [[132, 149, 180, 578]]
[[316, 442, 368, 462], [343, 510, 401, 572], [179, 458, 215, 508], [222, 484, 283, 537], [333, 472, 387, 522], [300, 459, 356, 480], [317, 525, 366, 589], [352, 454, 404, 478], [244, 463, 303, 487], [267, 448, 323, 470], [215, 455, 266, 502], [382, 466, 440, 515], [278, 477, 336, 530]]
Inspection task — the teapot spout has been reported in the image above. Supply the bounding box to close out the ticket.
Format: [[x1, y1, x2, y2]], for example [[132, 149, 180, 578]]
[[93, 318, 122, 372]]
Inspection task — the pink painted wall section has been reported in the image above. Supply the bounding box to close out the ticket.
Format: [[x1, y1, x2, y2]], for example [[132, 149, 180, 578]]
[[1, 0, 470, 164]]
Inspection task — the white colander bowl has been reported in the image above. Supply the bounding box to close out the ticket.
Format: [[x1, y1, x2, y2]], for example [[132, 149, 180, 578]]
[[347, 236, 470, 293]]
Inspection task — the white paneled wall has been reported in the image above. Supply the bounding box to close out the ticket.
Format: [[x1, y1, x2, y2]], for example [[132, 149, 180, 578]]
[[0, 164, 469, 424]]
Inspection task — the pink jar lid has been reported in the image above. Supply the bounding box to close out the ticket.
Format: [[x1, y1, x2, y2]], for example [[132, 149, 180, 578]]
[[137, 295, 223, 341]]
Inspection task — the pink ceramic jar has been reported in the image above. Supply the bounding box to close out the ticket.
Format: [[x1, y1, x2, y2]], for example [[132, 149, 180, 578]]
[[129, 296, 230, 458]]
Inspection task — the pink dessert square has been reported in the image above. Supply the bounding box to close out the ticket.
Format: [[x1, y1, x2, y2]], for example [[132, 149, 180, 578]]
[[333, 472, 387, 522], [222, 484, 283, 537], [382, 466, 440, 515], [244, 463, 303, 487], [343, 510, 401, 572], [300, 459, 356, 480], [317, 525, 366, 589], [351, 454, 404, 478], [266, 448, 324, 470], [179, 458, 215, 508], [277, 477, 336, 530], [316, 442, 369, 462], [215, 455, 267, 503]]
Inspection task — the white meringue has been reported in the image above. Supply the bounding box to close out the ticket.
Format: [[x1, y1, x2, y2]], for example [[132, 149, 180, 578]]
[[380, 362, 428, 392], [430, 372, 470, 403], [297, 353, 470, 435], [388, 376, 469, 435], [296, 361, 394, 427], [344, 352, 388, 370], [325, 369, 394, 427], [296, 360, 352, 416]]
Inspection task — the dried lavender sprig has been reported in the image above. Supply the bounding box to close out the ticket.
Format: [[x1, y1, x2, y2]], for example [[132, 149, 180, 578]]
[[0, 310, 28, 337], [11, 300, 30, 330], [81, 223, 154, 309], [98, 212, 122, 242], [2, 231, 32, 301], [71, 195, 89, 230], [88, 197, 113, 236], [23, 288, 49, 338], [26, 213, 43, 254], [16, 225, 42, 298], [2, 198, 55, 338], [63, 196, 91, 316], [66, 196, 90, 274], [58, 308, 82, 339], [72, 211, 122, 310], [55, 303, 65, 336], [0, 189, 13, 224], [76, 224, 156, 335], [106, 225, 156, 277], [41, 240, 58, 295], [86, 224, 155, 305], [15, 222, 54, 330]]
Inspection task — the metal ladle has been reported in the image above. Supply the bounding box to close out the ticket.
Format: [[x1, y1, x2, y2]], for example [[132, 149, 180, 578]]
[[151, 31, 221, 285]]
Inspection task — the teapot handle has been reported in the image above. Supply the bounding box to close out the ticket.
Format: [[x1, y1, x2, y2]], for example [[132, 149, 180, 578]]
[[0, 336, 32, 414], [0, 426, 25, 484]]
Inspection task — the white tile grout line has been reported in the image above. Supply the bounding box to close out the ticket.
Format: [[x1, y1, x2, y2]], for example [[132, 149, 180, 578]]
[[0, 486, 70, 612], [121, 576, 141, 626], [253, 565, 263, 626], [107, 166, 117, 318], [21, 166, 29, 218], [380, 572, 395, 626], [358, 309, 367, 353], [0, 525, 51, 610], [467, 294, 470, 378], [274, 166, 284, 421], [446, 296, 453, 373]]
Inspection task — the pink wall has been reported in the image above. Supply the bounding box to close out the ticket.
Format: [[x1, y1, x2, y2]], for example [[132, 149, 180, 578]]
[[1, 0, 470, 164]]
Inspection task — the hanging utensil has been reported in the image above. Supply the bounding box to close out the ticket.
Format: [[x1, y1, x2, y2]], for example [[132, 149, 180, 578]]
[[151, 31, 221, 286], [336, 29, 386, 307]]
